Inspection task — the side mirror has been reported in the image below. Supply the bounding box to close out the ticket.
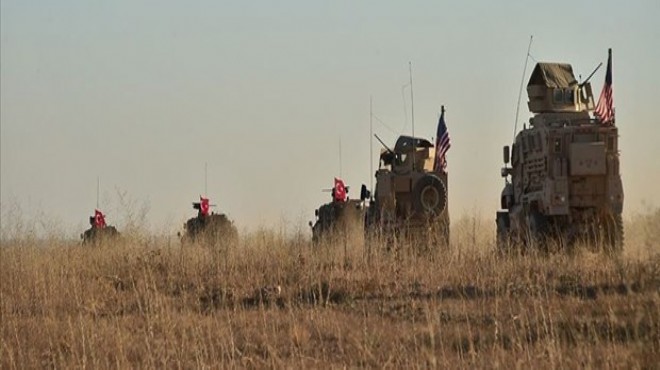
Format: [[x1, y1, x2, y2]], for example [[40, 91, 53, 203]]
[[308, 221, 313, 228], [314, 209, 319, 217], [503, 145, 510, 164], [80, 233, 84, 240]]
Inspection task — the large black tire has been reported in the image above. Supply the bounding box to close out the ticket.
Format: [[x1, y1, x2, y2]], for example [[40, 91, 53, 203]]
[[603, 213, 624, 254], [412, 175, 447, 217], [496, 211, 512, 253], [526, 209, 549, 251]]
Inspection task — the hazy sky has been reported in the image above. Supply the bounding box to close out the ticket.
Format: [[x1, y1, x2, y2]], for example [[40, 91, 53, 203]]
[[2, 1, 659, 236]]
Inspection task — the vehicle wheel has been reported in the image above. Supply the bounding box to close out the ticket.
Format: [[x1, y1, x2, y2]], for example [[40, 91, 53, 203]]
[[526, 209, 548, 251], [412, 175, 447, 217], [496, 211, 512, 253], [603, 213, 624, 254]]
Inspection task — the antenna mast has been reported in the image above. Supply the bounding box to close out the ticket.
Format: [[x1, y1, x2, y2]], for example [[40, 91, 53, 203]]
[[339, 137, 343, 178], [96, 176, 100, 209], [369, 96, 374, 192], [513, 35, 533, 140], [409, 61, 416, 168]]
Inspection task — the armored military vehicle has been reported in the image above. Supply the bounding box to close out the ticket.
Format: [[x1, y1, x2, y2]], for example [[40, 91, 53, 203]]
[[497, 50, 623, 252], [365, 134, 450, 250], [309, 178, 366, 244], [81, 209, 119, 245], [181, 197, 238, 247]]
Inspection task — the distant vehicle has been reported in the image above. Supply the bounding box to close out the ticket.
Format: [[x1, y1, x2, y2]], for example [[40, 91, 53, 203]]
[[497, 50, 623, 252], [309, 178, 365, 244], [365, 134, 450, 250], [180, 196, 238, 247], [81, 209, 119, 245]]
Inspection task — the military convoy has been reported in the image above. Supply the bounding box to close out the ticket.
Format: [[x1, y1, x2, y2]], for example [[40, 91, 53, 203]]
[[77, 50, 621, 255], [497, 51, 623, 252]]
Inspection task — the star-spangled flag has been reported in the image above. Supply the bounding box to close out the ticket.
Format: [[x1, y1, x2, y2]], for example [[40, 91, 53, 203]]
[[333, 178, 347, 202], [433, 106, 451, 173], [594, 48, 614, 125]]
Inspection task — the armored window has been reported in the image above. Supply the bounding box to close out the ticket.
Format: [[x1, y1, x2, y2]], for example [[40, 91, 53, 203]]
[[553, 89, 564, 103], [565, 89, 575, 104], [554, 138, 561, 153]]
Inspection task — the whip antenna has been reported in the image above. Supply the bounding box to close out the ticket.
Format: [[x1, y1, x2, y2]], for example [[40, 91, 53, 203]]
[[339, 137, 342, 178], [513, 35, 533, 140], [409, 61, 416, 168], [96, 176, 100, 209], [370, 96, 374, 192]]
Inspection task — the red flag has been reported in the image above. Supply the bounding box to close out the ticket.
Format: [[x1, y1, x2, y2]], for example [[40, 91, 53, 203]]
[[333, 178, 347, 202], [94, 209, 107, 228], [594, 49, 614, 125], [200, 196, 210, 216]]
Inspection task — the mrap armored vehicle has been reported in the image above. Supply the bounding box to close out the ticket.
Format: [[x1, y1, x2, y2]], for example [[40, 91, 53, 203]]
[[309, 178, 365, 244], [181, 196, 238, 247], [365, 135, 450, 249], [497, 51, 623, 252]]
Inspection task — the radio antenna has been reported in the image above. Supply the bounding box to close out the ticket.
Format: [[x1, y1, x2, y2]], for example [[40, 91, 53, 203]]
[[96, 176, 100, 209], [409, 61, 416, 169], [339, 137, 343, 178], [369, 96, 374, 192], [513, 35, 533, 140], [204, 162, 208, 196]]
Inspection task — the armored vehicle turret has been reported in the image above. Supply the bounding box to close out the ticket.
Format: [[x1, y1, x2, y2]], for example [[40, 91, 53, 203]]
[[365, 133, 450, 249], [181, 196, 238, 247], [309, 178, 366, 244], [497, 50, 623, 252]]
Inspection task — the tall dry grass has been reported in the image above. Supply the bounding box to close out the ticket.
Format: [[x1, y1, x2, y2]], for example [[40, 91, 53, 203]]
[[1, 211, 659, 368]]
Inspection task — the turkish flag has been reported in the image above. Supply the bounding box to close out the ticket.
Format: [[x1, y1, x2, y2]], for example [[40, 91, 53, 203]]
[[200, 196, 210, 216], [334, 178, 347, 202], [94, 209, 107, 228]]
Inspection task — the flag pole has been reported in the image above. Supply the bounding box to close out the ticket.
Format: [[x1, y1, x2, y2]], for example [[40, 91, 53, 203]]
[[339, 137, 342, 178], [369, 96, 374, 193], [96, 176, 100, 209], [409, 61, 416, 169]]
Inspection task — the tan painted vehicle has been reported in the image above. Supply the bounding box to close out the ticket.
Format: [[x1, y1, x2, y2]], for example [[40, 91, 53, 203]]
[[497, 54, 623, 252], [365, 135, 450, 249], [309, 179, 366, 244]]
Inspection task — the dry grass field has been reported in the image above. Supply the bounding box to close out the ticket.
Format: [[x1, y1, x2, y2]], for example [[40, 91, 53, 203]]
[[1, 210, 659, 369]]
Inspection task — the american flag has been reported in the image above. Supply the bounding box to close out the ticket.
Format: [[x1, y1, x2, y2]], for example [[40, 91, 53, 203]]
[[594, 49, 614, 125], [433, 106, 451, 173]]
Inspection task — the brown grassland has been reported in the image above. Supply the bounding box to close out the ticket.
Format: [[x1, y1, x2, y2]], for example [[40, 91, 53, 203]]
[[1, 210, 659, 369]]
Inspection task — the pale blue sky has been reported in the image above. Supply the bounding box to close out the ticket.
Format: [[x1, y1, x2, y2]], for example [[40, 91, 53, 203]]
[[2, 1, 659, 236]]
